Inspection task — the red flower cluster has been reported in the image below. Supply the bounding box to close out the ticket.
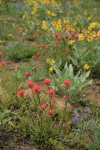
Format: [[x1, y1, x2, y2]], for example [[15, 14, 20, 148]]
[[55, 32, 59, 38], [41, 43, 45, 48], [36, 52, 41, 57], [36, 46, 39, 48], [16, 66, 20, 69], [31, 84, 41, 94], [32, 55, 36, 59], [24, 71, 30, 77], [40, 103, 46, 110], [64, 27, 79, 40], [17, 89, 25, 97], [43, 78, 51, 85], [63, 80, 71, 87], [55, 32, 62, 41], [16, 25, 22, 31], [47, 109, 54, 115], [52, 40, 59, 45], [48, 88, 55, 95], [0, 61, 6, 67], [50, 102, 55, 107], [66, 48, 70, 52], [63, 95, 68, 99], [26, 80, 34, 87]]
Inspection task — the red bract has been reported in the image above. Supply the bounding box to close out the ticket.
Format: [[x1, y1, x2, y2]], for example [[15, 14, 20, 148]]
[[48, 88, 55, 95], [57, 35, 61, 40], [41, 43, 45, 48], [43, 78, 51, 85], [69, 29, 72, 33], [36, 46, 39, 48], [63, 95, 68, 99], [63, 80, 71, 87], [16, 66, 20, 69], [26, 80, 34, 87], [66, 48, 70, 52], [37, 52, 41, 57], [24, 72, 30, 77], [47, 109, 54, 115], [65, 34, 69, 39], [40, 103, 46, 110], [16, 25, 22, 31], [50, 102, 55, 107], [25, 29, 28, 33], [32, 55, 36, 59], [0, 51, 3, 56], [17, 89, 25, 97], [74, 34, 78, 39], [55, 32, 59, 38], [38, 24, 41, 27], [31, 84, 41, 94], [52, 40, 59, 45], [0, 61, 6, 67], [34, 30, 38, 33], [64, 27, 68, 30]]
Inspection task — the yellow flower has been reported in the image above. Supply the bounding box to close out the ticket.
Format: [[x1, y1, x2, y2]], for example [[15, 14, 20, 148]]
[[58, 19, 61, 22], [87, 36, 93, 42], [42, 21, 47, 30], [68, 40, 74, 45], [56, 23, 61, 30], [97, 23, 100, 27], [77, 14, 80, 18], [78, 28, 80, 32], [63, 20, 69, 24], [88, 17, 91, 21], [22, 14, 26, 19], [88, 26, 92, 31], [46, 59, 51, 63], [28, 20, 30, 24], [22, 11, 28, 19], [78, 34, 84, 41], [51, 21, 56, 27], [97, 31, 100, 37], [83, 64, 90, 70], [49, 67, 54, 72], [91, 31, 96, 38], [45, 10, 51, 15], [65, 24, 70, 29], [51, 13, 57, 17], [50, 60, 55, 65], [73, 21, 77, 26], [47, 59, 55, 66], [47, 29, 51, 33]]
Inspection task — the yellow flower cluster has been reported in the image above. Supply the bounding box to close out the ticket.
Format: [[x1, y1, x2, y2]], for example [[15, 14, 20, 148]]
[[56, 20, 62, 30], [31, 2, 38, 15], [49, 67, 54, 72], [97, 31, 100, 37], [46, 58, 55, 72], [88, 22, 97, 31], [24, 0, 100, 45], [78, 34, 84, 41], [22, 11, 28, 19], [68, 40, 74, 45], [83, 64, 90, 70], [47, 59, 55, 66], [45, 10, 57, 17], [45, 10, 51, 15], [42, 21, 47, 30]]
